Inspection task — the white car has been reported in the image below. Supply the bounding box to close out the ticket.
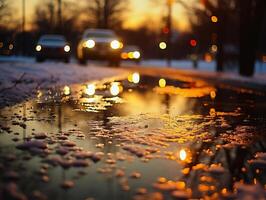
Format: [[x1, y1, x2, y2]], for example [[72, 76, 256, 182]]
[[77, 29, 123, 66], [35, 35, 71, 63]]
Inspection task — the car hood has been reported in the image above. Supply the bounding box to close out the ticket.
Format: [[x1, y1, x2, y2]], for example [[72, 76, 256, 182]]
[[83, 37, 118, 43], [38, 41, 67, 48]]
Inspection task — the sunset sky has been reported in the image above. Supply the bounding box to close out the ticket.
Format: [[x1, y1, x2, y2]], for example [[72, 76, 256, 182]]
[[11, 0, 191, 32]]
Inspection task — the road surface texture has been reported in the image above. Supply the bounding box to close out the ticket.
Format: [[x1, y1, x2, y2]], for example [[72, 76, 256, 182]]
[[0, 59, 266, 200]]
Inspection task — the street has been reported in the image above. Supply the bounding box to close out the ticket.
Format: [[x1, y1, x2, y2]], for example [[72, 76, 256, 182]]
[[0, 60, 266, 199]]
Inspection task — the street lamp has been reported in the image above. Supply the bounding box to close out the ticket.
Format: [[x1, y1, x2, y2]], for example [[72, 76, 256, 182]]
[[22, 0, 26, 55], [57, 0, 62, 32], [22, 0, 25, 33], [211, 15, 218, 23], [166, 0, 174, 67]]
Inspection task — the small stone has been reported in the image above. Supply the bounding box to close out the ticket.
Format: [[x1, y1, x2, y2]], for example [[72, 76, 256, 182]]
[[136, 188, 147, 195], [130, 172, 141, 179], [4, 171, 19, 181], [34, 133, 47, 139], [72, 160, 89, 167], [41, 175, 50, 183], [116, 169, 125, 177], [61, 180, 75, 189], [171, 190, 191, 199]]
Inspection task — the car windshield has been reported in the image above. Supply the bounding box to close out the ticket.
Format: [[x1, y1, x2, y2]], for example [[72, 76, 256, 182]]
[[84, 32, 115, 39], [40, 37, 65, 43]]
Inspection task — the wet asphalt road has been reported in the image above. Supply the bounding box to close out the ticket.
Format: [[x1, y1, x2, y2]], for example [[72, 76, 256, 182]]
[[0, 70, 266, 200]]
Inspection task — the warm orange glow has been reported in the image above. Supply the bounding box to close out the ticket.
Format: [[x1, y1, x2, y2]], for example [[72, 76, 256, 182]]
[[121, 52, 128, 59], [210, 91, 216, 100], [128, 52, 134, 59], [37, 90, 42, 98], [154, 86, 216, 98], [63, 86, 71, 96], [182, 168, 190, 175], [211, 45, 218, 53], [128, 74, 133, 82], [167, 0, 175, 5], [176, 181, 186, 190], [262, 55, 266, 63], [209, 108, 216, 117], [211, 15, 218, 23], [205, 53, 212, 62]]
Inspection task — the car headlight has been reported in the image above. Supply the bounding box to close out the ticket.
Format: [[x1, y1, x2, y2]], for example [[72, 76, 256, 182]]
[[64, 45, 70, 52], [36, 45, 42, 52], [84, 39, 95, 48], [110, 40, 122, 49], [133, 51, 140, 59]]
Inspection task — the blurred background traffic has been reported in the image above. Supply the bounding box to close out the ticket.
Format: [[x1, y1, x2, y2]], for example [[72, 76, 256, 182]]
[[0, 0, 266, 76]]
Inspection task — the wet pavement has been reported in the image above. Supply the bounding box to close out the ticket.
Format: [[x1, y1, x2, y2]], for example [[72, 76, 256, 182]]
[[0, 72, 266, 200]]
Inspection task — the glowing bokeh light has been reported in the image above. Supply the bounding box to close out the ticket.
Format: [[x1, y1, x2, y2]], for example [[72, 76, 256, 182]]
[[159, 78, 166, 88], [85, 84, 96, 96], [128, 52, 134, 59], [159, 42, 167, 50], [190, 39, 197, 47], [211, 45, 218, 53], [205, 53, 212, 62], [36, 45, 42, 52], [63, 86, 71, 96], [9, 44, 14, 50], [211, 15, 218, 23], [110, 82, 120, 96], [121, 52, 128, 59], [132, 72, 140, 84], [85, 40, 95, 48], [64, 45, 70, 52], [179, 149, 187, 161], [110, 40, 121, 49], [133, 51, 140, 59], [210, 91, 216, 100]]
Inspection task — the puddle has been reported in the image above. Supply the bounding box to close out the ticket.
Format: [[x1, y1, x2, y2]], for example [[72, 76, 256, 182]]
[[0, 73, 266, 200]]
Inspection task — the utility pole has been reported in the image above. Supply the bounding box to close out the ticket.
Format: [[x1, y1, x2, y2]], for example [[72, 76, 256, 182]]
[[22, 0, 26, 55], [166, 0, 173, 67], [57, 0, 62, 33]]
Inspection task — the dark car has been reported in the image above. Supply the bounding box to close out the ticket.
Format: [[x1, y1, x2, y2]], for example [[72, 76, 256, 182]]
[[77, 29, 123, 66], [120, 45, 142, 64], [35, 35, 71, 63], [0, 39, 14, 56]]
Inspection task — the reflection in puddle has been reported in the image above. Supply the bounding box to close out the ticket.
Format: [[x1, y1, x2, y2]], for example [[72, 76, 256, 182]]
[[179, 149, 187, 161], [0, 73, 266, 200]]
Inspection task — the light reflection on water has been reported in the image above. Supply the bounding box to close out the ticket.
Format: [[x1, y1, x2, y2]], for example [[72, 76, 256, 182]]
[[0, 74, 266, 199]]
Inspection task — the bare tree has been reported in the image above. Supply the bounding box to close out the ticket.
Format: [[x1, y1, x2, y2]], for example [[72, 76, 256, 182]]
[[239, 0, 266, 76], [81, 0, 128, 29], [33, 0, 55, 33], [188, 0, 239, 72], [33, 0, 80, 35], [188, 0, 266, 76], [0, 0, 11, 27]]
